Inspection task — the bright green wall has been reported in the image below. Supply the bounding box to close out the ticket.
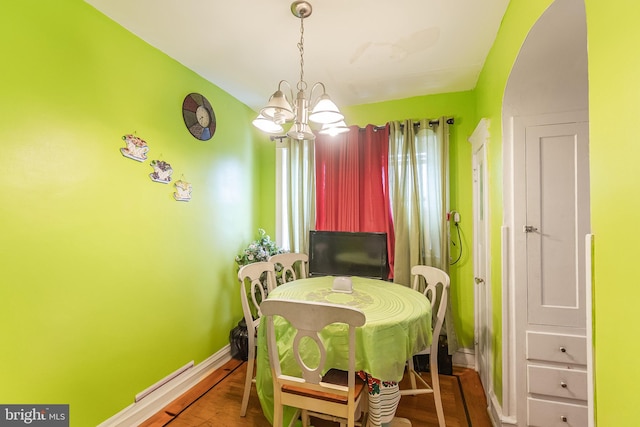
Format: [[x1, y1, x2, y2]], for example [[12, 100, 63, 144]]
[[585, 1, 640, 424], [0, 1, 274, 425], [9, 0, 637, 425], [476, 0, 640, 423], [473, 0, 555, 403], [344, 92, 477, 350]]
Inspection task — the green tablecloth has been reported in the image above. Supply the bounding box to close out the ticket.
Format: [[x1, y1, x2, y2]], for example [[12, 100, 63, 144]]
[[256, 276, 432, 426]]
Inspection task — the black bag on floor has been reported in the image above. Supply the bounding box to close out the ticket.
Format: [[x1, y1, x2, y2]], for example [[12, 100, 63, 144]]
[[229, 319, 249, 361], [413, 335, 453, 375]]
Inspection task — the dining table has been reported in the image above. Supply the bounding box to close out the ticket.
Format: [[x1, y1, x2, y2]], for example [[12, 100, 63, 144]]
[[255, 275, 432, 427]]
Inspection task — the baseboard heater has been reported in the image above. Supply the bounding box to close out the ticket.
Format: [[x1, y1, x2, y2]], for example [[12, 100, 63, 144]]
[[135, 361, 195, 402]]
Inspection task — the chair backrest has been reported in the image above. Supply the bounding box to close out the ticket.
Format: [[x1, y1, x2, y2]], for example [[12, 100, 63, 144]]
[[237, 262, 277, 333], [411, 265, 450, 345], [269, 252, 308, 284], [261, 298, 366, 390]]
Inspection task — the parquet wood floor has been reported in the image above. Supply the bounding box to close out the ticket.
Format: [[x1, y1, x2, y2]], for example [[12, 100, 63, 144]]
[[142, 358, 493, 426]]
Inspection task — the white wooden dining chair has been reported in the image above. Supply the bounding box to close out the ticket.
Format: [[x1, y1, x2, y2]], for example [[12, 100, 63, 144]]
[[237, 261, 277, 417], [400, 265, 450, 427], [269, 252, 308, 285], [261, 298, 369, 427]]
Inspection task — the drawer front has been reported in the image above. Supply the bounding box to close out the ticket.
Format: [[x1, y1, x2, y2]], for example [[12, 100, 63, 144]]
[[528, 398, 587, 426], [528, 365, 588, 401], [527, 332, 587, 365]]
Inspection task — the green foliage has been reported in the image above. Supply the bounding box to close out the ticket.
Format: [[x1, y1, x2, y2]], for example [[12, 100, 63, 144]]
[[235, 228, 286, 269]]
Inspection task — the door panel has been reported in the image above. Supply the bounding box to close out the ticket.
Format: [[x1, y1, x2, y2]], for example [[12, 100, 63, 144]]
[[525, 122, 590, 328], [472, 136, 491, 400]]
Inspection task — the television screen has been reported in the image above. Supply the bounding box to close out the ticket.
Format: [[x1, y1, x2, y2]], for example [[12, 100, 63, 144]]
[[308, 231, 389, 280]]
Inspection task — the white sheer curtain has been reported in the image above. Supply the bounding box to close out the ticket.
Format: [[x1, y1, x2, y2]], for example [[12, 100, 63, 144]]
[[280, 138, 315, 254], [388, 118, 458, 353]]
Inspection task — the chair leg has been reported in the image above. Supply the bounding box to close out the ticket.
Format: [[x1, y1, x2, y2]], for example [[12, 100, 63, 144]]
[[348, 408, 355, 427], [400, 356, 432, 396], [273, 402, 283, 427], [430, 352, 445, 427], [301, 409, 310, 427], [407, 357, 418, 390], [240, 347, 255, 416]]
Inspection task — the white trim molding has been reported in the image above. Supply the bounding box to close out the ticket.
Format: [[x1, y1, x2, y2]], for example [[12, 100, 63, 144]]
[[489, 393, 517, 427], [585, 234, 595, 427], [468, 117, 494, 411], [452, 347, 476, 368], [468, 118, 490, 152], [98, 346, 233, 427]]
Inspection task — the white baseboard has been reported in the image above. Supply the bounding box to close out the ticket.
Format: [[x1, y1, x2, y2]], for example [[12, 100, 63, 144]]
[[98, 345, 233, 427], [452, 347, 476, 368], [489, 392, 517, 427]]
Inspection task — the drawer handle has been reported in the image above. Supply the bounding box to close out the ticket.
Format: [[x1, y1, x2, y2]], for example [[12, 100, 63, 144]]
[[560, 381, 568, 388], [560, 346, 567, 353], [561, 415, 568, 422]]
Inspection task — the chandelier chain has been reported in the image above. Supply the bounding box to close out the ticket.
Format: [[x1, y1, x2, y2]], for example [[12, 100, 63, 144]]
[[297, 16, 307, 91], [253, 2, 345, 139]]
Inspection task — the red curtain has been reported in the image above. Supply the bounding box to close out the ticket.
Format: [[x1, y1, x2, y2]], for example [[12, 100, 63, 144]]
[[314, 124, 395, 278]]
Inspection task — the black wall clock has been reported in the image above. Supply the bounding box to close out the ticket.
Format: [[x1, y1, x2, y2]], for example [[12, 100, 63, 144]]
[[182, 93, 216, 140]]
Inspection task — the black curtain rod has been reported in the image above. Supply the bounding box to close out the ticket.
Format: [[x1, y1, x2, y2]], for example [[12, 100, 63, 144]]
[[270, 118, 454, 140], [373, 117, 455, 131]]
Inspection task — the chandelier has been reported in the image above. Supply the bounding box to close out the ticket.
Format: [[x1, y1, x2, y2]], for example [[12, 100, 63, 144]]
[[252, 1, 349, 140]]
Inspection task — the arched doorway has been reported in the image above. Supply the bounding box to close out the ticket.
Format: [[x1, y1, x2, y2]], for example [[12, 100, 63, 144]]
[[501, 0, 592, 425]]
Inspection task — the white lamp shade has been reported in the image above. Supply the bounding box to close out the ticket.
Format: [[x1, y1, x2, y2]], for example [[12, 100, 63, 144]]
[[260, 90, 295, 123], [252, 114, 284, 134], [319, 120, 350, 136], [309, 94, 344, 124], [286, 122, 316, 141]]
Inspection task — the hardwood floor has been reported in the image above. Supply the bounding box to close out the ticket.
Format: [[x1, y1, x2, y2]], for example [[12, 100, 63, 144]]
[[141, 358, 493, 427]]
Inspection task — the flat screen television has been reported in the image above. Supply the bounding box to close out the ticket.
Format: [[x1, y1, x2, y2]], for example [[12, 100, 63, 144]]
[[308, 230, 389, 280]]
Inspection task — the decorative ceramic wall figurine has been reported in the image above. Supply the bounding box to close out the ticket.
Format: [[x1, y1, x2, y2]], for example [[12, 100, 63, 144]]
[[149, 160, 173, 183], [173, 180, 192, 201], [120, 134, 149, 162]]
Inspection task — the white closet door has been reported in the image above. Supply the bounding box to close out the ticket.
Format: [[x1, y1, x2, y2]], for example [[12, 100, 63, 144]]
[[525, 121, 590, 328]]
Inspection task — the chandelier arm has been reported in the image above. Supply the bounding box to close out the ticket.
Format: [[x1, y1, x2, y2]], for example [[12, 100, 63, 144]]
[[309, 82, 327, 106], [277, 80, 295, 104]]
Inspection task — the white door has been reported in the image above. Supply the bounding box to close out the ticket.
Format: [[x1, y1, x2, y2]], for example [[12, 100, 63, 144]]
[[525, 121, 590, 328], [469, 119, 491, 401]]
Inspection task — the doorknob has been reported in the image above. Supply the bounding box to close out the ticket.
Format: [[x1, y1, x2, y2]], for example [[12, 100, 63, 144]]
[[523, 225, 538, 233], [474, 277, 484, 285]]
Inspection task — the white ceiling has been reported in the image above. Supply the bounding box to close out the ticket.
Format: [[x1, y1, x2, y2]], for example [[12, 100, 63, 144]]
[[84, 0, 510, 111]]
